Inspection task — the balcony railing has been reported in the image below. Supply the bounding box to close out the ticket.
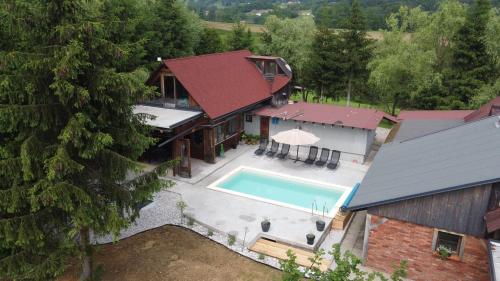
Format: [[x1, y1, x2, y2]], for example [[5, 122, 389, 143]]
[[142, 97, 200, 110]]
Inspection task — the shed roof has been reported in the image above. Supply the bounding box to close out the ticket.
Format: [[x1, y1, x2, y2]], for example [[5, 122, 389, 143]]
[[133, 105, 202, 130], [391, 119, 465, 142], [465, 96, 500, 122], [397, 110, 474, 120], [347, 116, 500, 210], [164, 50, 281, 119], [254, 102, 396, 130]]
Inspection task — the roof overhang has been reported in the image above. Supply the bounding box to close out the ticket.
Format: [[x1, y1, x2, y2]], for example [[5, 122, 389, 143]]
[[133, 105, 203, 131]]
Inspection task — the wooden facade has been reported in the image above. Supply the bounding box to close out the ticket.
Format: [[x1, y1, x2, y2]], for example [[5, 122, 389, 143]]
[[368, 184, 493, 237]]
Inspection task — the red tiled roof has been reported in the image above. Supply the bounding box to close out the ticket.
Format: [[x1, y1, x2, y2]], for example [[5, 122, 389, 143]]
[[163, 50, 291, 119], [397, 110, 474, 121], [254, 102, 396, 130], [464, 96, 500, 122]]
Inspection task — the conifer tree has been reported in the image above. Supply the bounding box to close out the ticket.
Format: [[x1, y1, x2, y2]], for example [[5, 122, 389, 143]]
[[446, 0, 493, 106], [228, 22, 254, 51], [338, 0, 373, 106], [195, 28, 224, 55], [305, 22, 343, 102], [0, 1, 173, 280]]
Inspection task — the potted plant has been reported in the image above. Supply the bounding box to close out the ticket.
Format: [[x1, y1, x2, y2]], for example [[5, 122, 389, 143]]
[[261, 218, 271, 232], [306, 233, 315, 245], [437, 245, 452, 260], [315, 204, 328, 231]]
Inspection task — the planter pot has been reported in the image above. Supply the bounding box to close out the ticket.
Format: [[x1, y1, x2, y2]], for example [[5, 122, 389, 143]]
[[306, 234, 315, 245], [316, 220, 325, 231], [261, 221, 271, 232]]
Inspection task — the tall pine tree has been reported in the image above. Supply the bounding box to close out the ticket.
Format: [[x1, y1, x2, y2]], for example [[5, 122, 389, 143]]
[[0, 1, 173, 280], [338, 0, 373, 106], [446, 0, 493, 106], [195, 28, 224, 55], [228, 22, 254, 51]]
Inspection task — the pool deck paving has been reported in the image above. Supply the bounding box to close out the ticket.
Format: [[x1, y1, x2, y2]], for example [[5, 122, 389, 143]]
[[171, 144, 369, 251]]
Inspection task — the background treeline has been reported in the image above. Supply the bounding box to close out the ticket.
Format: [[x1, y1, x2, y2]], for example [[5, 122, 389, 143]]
[[186, 0, 499, 29]]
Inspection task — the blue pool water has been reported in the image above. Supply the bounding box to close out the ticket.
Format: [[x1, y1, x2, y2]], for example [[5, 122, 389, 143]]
[[217, 169, 344, 211]]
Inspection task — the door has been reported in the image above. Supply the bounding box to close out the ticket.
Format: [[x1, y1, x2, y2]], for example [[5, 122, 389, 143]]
[[174, 138, 191, 178], [260, 116, 270, 140]]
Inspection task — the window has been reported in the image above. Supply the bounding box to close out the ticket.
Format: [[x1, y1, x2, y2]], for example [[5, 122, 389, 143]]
[[228, 118, 238, 135], [245, 115, 253, 123], [433, 230, 463, 255]]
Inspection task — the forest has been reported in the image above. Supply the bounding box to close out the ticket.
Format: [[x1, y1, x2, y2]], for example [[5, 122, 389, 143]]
[[0, 0, 499, 280], [187, 0, 500, 29]]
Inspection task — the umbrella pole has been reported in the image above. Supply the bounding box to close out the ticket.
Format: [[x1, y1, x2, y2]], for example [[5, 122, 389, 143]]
[[295, 145, 299, 162]]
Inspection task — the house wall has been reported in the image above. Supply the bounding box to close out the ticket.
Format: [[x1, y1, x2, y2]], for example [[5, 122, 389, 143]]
[[365, 215, 490, 281], [368, 184, 492, 236], [244, 114, 260, 135], [244, 115, 373, 163]]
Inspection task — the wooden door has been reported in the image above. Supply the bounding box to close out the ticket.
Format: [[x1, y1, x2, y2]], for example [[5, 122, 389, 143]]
[[260, 116, 269, 140], [174, 138, 191, 178]]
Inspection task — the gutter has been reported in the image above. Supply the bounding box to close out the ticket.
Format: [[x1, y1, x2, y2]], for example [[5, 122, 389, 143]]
[[341, 183, 360, 212]]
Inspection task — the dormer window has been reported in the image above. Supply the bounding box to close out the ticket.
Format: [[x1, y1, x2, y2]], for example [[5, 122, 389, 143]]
[[264, 61, 277, 75]]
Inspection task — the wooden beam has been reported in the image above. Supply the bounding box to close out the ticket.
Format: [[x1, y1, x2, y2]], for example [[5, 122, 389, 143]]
[[160, 73, 165, 98]]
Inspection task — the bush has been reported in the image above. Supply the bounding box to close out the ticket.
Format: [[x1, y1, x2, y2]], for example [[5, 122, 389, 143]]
[[241, 133, 260, 145], [280, 244, 408, 281], [258, 253, 266, 260], [187, 217, 194, 226], [228, 234, 236, 246], [207, 229, 214, 237]]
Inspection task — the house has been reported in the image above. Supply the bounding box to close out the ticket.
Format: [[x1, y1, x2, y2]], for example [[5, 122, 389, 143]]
[[134, 50, 292, 177], [344, 105, 500, 280], [246, 102, 396, 163]]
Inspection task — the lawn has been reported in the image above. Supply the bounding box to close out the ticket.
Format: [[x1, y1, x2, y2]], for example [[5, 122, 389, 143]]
[[60, 226, 283, 281]]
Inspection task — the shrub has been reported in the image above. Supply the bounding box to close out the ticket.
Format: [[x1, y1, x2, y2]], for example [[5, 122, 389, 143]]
[[207, 229, 214, 237], [187, 217, 194, 226], [258, 253, 266, 260], [280, 244, 408, 281]]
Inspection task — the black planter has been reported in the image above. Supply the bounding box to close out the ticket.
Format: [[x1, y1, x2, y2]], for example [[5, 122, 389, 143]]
[[316, 220, 325, 232], [261, 221, 271, 232], [306, 233, 315, 245]]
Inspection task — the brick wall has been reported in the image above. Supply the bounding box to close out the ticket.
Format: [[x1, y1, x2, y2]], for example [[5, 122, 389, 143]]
[[366, 215, 490, 281]]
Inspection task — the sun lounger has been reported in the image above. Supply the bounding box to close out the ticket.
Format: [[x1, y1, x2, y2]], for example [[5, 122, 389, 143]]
[[254, 139, 268, 155], [266, 140, 279, 157], [315, 148, 330, 166], [277, 144, 290, 159], [304, 146, 318, 164], [327, 150, 341, 169]]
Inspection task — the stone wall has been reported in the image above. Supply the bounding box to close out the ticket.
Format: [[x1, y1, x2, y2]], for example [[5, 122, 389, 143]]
[[365, 215, 490, 281]]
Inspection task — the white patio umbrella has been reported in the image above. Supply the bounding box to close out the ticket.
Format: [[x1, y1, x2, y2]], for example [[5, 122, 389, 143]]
[[271, 128, 319, 161]]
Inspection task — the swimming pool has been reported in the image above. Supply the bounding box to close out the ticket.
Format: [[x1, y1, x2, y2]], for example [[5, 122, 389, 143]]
[[208, 166, 351, 217]]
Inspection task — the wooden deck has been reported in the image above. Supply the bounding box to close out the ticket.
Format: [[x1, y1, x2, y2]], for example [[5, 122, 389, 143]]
[[250, 238, 331, 271]]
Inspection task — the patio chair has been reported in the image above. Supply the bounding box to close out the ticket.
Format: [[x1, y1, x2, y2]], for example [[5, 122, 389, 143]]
[[315, 148, 330, 166], [277, 144, 290, 159], [304, 146, 318, 164], [266, 140, 279, 157], [254, 138, 268, 155], [327, 150, 341, 169]]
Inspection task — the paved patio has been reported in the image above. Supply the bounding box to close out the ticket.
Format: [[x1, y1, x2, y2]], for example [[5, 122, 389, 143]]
[[169, 144, 369, 250]]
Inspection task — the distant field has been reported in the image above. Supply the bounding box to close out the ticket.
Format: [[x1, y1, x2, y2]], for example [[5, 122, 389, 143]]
[[204, 20, 389, 40]]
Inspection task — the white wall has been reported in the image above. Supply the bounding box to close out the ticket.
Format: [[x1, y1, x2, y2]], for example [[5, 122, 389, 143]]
[[243, 114, 260, 135], [243, 115, 375, 163]]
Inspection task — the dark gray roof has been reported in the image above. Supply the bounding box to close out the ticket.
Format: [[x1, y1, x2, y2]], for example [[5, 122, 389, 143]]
[[392, 119, 464, 142], [347, 116, 500, 210]]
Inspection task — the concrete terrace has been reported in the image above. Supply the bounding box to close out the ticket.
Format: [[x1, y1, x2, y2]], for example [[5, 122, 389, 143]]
[[170, 144, 369, 251]]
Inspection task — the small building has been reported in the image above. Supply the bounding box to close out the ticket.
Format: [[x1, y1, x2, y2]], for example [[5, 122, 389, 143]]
[[246, 102, 396, 163], [134, 50, 292, 177], [345, 109, 500, 281]]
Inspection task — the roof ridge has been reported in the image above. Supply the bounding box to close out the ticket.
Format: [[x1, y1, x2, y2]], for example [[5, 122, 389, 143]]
[[397, 114, 498, 144], [164, 50, 251, 63]]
